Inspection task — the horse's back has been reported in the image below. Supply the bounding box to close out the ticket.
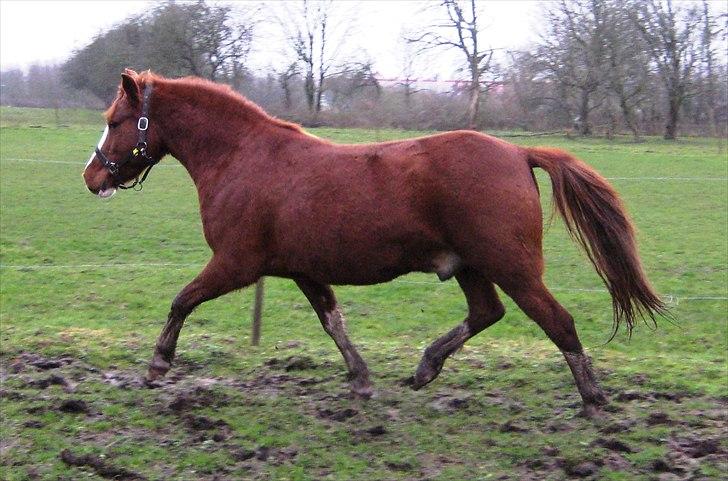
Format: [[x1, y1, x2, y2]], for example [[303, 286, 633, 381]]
[[263, 130, 543, 284]]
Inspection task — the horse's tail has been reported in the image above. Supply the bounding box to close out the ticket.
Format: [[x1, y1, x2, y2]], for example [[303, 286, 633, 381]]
[[525, 146, 667, 338]]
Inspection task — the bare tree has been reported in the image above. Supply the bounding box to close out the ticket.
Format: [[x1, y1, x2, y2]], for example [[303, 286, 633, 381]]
[[278, 0, 353, 115], [277, 63, 299, 111], [537, 0, 610, 136], [632, 0, 701, 140], [408, 0, 498, 129], [601, 0, 650, 140], [697, 0, 724, 137], [397, 35, 424, 109]]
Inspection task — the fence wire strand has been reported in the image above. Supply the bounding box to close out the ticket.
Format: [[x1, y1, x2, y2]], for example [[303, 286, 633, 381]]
[[0, 262, 725, 303]]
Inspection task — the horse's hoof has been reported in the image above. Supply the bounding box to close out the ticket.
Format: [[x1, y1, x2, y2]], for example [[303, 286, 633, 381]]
[[407, 360, 441, 390], [403, 374, 429, 391], [352, 384, 374, 399], [146, 361, 170, 382], [578, 403, 607, 419]]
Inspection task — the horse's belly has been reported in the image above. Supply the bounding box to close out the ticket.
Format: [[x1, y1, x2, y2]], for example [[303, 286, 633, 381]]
[[271, 241, 458, 286]]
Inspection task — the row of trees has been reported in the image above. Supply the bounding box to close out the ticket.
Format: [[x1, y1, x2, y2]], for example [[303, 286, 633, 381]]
[[1, 0, 726, 139], [530, 0, 726, 139]]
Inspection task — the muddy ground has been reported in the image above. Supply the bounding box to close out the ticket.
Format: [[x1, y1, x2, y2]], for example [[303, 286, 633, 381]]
[[1, 350, 726, 480]]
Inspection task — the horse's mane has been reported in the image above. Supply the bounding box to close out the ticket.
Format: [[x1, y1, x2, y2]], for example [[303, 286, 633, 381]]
[[136, 71, 304, 134]]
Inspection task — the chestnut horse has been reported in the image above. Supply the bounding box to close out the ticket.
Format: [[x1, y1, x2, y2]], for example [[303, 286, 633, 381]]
[[83, 70, 665, 415]]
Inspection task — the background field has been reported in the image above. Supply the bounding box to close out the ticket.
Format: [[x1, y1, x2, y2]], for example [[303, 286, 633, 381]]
[[1, 107, 726, 480]]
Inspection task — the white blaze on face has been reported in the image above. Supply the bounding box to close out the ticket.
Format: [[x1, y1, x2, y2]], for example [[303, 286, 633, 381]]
[[85, 125, 109, 170]]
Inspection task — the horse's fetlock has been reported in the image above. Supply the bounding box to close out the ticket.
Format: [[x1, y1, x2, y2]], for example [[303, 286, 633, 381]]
[[492, 304, 506, 322]]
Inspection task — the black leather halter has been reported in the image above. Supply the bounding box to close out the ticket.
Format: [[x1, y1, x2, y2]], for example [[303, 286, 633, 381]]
[[95, 83, 159, 190]]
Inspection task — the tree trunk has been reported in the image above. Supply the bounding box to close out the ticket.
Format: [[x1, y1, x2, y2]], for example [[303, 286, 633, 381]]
[[315, 70, 325, 113], [466, 82, 480, 130], [664, 93, 680, 140], [404, 82, 412, 108], [304, 72, 315, 112], [579, 89, 592, 136], [282, 83, 292, 110], [618, 96, 640, 140]]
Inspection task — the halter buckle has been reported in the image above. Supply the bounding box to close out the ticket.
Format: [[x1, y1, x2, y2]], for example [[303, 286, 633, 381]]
[[137, 117, 149, 131]]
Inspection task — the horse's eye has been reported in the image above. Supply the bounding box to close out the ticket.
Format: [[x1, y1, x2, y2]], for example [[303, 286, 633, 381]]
[[108, 121, 120, 129]]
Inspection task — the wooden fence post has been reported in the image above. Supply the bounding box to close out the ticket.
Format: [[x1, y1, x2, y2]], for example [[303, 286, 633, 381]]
[[251, 277, 264, 346]]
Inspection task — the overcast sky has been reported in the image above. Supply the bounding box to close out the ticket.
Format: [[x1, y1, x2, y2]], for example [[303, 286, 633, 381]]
[[0, 0, 548, 80]]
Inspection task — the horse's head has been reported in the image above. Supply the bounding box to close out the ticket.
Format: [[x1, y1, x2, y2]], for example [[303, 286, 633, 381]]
[[83, 69, 165, 198]]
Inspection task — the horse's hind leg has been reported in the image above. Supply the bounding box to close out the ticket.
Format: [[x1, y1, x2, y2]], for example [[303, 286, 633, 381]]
[[498, 278, 608, 416], [409, 267, 505, 390], [294, 278, 373, 398]]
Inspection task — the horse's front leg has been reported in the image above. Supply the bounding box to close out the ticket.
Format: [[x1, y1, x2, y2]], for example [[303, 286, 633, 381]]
[[147, 256, 252, 381]]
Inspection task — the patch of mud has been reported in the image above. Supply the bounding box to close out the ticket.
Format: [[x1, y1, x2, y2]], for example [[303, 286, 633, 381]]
[[317, 407, 358, 421], [11, 352, 75, 371], [615, 390, 651, 402], [28, 374, 75, 392], [3, 352, 101, 393], [669, 436, 723, 459], [546, 420, 575, 433], [229, 445, 298, 466], [644, 434, 728, 480], [0, 388, 26, 401], [23, 419, 44, 428], [230, 447, 257, 461], [499, 420, 531, 433], [602, 452, 632, 471], [171, 355, 208, 375], [518, 454, 601, 480], [427, 390, 476, 413], [101, 371, 148, 389], [351, 425, 387, 444], [650, 458, 683, 474], [646, 411, 675, 426], [168, 385, 230, 412], [184, 414, 229, 431], [265, 355, 318, 372], [59, 399, 91, 414], [542, 445, 560, 456], [561, 460, 599, 477], [615, 389, 693, 403], [592, 437, 637, 453], [652, 391, 691, 402], [599, 419, 636, 434], [60, 449, 147, 480], [385, 460, 414, 472], [237, 372, 301, 398]]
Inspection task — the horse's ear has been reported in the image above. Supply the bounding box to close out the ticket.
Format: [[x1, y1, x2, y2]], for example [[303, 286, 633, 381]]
[[121, 73, 140, 106], [124, 68, 138, 77]]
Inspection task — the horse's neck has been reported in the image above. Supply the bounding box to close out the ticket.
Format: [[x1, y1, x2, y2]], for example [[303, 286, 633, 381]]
[[156, 89, 271, 186]]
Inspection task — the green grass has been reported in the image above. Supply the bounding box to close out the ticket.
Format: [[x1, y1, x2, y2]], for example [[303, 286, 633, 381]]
[[1, 106, 727, 480]]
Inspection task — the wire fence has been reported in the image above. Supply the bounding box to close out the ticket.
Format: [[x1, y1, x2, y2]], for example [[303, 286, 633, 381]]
[[3, 157, 727, 182], [0, 261, 725, 304]]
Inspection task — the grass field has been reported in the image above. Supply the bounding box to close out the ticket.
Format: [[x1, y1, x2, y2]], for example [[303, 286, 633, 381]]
[[1, 106, 726, 481]]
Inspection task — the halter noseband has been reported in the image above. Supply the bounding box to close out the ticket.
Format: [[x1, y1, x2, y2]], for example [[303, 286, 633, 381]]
[[95, 82, 159, 190]]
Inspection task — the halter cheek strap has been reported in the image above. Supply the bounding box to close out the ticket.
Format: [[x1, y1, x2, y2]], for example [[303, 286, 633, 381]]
[[95, 82, 159, 191]]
